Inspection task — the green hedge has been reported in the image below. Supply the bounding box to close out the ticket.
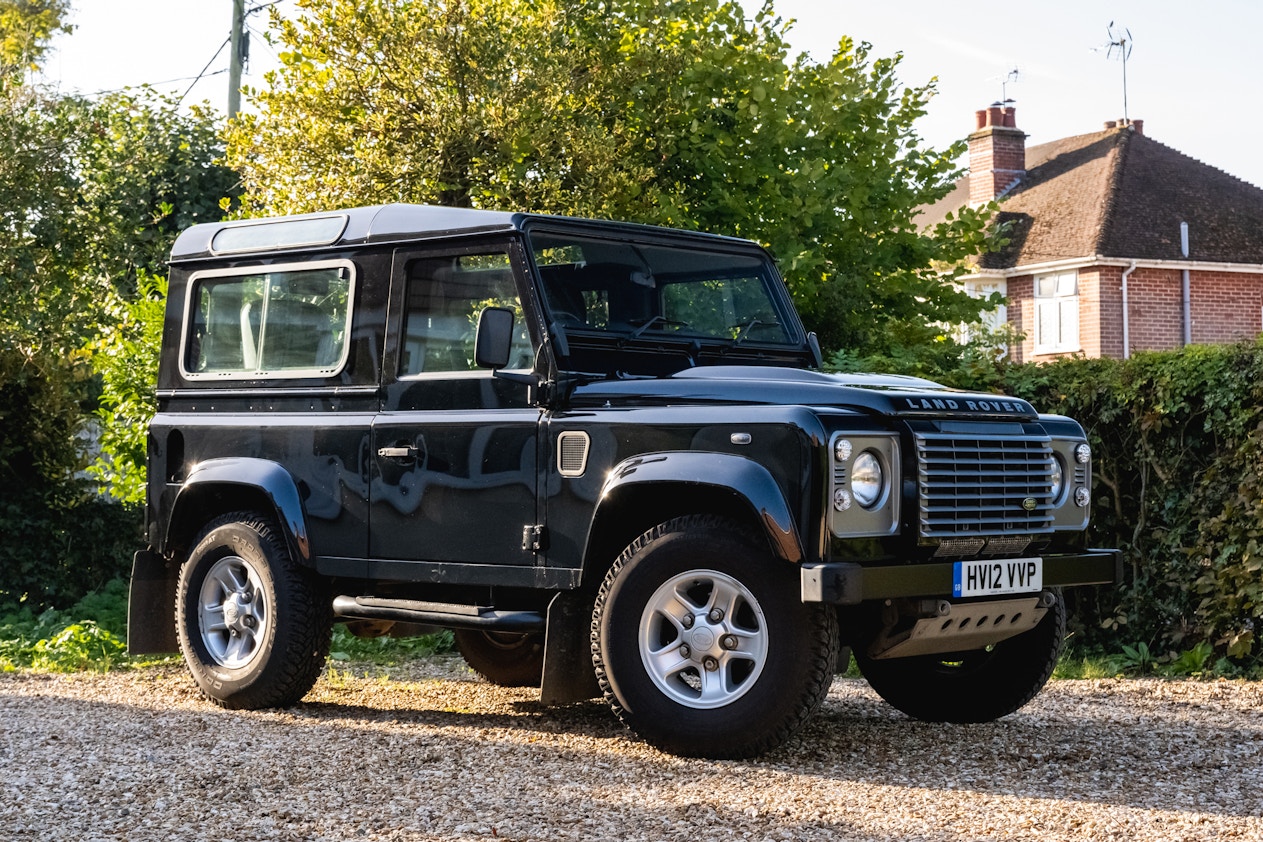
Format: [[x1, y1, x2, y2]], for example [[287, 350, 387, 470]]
[[0, 494, 141, 609], [7, 339, 1263, 670], [947, 341, 1263, 667], [0, 348, 140, 609]]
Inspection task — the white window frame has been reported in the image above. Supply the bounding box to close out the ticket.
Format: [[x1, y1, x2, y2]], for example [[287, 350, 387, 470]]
[[1033, 270, 1080, 354], [957, 278, 1008, 345], [180, 259, 356, 381]]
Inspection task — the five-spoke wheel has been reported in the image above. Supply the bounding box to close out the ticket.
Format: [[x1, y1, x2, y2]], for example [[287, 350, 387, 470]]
[[638, 569, 768, 709], [177, 512, 331, 710], [592, 515, 837, 759]]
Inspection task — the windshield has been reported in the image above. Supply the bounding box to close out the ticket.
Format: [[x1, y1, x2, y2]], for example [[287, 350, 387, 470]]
[[529, 231, 799, 376]]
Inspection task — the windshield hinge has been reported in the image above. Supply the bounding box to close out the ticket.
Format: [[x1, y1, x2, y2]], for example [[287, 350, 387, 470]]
[[522, 524, 548, 552]]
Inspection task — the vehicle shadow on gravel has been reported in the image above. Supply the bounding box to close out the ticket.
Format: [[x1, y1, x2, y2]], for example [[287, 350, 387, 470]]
[[5, 672, 1263, 841], [775, 679, 1263, 817], [288, 673, 1263, 818]]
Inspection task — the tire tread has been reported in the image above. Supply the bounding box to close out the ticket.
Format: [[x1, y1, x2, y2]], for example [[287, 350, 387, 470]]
[[178, 510, 332, 710], [591, 514, 837, 758]]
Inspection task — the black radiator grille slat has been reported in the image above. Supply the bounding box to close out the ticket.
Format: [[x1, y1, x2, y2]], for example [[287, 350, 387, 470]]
[[916, 433, 1055, 537]]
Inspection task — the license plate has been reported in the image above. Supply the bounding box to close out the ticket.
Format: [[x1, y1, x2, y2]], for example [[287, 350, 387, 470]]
[[953, 558, 1043, 598]]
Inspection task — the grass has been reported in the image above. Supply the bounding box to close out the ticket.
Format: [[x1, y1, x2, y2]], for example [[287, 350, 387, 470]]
[[0, 577, 454, 674], [3, 579, 1259, 680]]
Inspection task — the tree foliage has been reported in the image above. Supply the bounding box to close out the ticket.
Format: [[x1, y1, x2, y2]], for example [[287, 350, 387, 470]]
[[87, 272, 166, 504], [0, 86, 233, 357], [0, 0, 70, 78], [225, 0, 999, 358], [0, 32, 234, 539]]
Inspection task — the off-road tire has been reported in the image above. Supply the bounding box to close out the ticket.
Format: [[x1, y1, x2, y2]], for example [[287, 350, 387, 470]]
[[176, 511, 332, 710], [591, 515, 838, 759], [455, 630, 545, 687], [855, 590, 1067, 723]]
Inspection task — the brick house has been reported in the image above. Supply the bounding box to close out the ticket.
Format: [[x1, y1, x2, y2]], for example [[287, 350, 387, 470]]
[[923, 106, 1263, 361]]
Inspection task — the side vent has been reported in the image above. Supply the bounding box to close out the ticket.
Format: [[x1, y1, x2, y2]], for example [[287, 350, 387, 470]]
[[557, 431, 591, 477]]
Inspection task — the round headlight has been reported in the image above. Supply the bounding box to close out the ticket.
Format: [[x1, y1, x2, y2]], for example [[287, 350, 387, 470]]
[[1051, 455, 1065, 503], [1075, 443, 1091, 464], [851, 451, 884, 508]]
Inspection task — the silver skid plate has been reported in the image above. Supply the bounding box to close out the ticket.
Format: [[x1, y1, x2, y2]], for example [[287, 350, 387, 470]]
[[869, 595, 1049, 660]]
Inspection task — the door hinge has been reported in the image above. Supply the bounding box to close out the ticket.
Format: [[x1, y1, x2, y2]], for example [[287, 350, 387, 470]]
[[522, 524, 548, 552]]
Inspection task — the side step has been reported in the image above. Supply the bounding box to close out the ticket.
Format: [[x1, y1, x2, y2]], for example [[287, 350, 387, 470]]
[[332, 595, 546, 632]]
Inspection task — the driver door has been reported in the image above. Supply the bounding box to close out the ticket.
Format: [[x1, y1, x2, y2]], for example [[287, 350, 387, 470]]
[[369, 241, 542, 580]]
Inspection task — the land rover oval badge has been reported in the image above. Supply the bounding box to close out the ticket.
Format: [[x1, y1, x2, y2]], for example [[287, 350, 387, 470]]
[[1022, 497, 1038, 512]]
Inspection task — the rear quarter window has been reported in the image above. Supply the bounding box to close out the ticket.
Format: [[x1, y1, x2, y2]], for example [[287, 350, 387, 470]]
[[181, 260, 355, 380]]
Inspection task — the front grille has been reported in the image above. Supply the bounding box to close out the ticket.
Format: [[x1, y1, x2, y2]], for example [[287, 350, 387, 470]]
[[915, 433, 1054, 538]]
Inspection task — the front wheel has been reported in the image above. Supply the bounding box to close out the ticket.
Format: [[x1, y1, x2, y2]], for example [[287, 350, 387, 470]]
[[855, 591, 1067, 723], [176, 511, 332, 710], [592, 515, 838, 759]]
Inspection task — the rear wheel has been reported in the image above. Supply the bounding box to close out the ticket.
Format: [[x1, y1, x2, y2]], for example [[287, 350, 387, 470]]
[[592, 515, 837, 759], [176, 512, 332, 710], [455, 629, 545, 687], [855, 591, 1066, 722]]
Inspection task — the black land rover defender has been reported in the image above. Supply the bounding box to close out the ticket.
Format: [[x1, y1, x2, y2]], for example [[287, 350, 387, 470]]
[[129, 204, 1119, 758]]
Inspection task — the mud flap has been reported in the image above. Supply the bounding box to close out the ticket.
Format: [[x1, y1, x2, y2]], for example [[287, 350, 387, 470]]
[[127, 549, 180, 654], [540, 591, 600, 705]]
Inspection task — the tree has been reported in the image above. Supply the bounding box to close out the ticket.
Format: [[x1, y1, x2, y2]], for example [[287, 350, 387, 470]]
[[226, 0, 998, 359], [0, 0, 70, 78], [0, 79, 234, 511], [0, 7, 236, 600]]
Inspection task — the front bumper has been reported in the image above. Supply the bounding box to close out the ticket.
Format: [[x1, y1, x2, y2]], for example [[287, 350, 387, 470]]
[[800, 549, 1122, 605]]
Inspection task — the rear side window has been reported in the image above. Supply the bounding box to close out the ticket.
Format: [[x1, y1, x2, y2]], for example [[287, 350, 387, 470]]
[[182, 260, 355, 379]]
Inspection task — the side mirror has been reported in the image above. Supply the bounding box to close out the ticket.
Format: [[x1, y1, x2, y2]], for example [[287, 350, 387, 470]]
[[475, 306, 515, 369], [807, 331, 824, 370]]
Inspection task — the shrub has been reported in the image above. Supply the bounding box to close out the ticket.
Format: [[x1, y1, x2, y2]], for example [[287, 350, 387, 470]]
[[956, 340, 1263, 668]]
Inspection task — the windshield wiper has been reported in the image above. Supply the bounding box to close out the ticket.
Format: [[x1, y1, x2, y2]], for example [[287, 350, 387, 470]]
[[625, 315, 690, 340], [727, 318, 781, 349]]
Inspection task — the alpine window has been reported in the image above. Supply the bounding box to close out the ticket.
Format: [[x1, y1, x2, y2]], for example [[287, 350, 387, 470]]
[[182, 260, 355, 379]]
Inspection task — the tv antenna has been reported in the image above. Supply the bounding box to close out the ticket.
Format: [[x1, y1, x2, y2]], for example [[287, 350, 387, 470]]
[[1103, 22, 1134, 122], [999, 67, 1019, 106]]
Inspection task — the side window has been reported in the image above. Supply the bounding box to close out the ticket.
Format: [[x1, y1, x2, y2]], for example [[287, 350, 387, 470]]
[[184, 262, 354, 378], [400, 251, 533, 376]]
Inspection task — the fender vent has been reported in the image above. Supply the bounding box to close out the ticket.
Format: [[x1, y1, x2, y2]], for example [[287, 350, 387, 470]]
[[557, 431, 590, 477]]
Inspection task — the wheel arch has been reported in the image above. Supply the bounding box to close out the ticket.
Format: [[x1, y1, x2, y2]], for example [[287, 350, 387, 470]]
[[579, 451, 803, 589], [164, 457, 312, 567]]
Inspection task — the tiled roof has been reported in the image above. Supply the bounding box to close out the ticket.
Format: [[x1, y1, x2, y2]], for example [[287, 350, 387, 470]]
[[921, 125, 1263, 270]]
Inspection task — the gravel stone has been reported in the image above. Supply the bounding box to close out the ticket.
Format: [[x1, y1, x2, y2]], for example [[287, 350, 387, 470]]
[[1, 660, 1260, 841]]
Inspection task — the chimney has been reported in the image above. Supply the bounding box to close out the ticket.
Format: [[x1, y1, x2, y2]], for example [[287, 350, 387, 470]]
[[1109, 118, 1145, 136], [968, 105, 1027, 205]]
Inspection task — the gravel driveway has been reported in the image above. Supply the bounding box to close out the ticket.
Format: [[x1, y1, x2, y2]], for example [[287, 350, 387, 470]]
[[2, 659, 1261, 841]]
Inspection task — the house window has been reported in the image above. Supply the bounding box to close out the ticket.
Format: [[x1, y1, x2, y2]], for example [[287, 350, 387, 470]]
[[957, 279, 1008, 345], [1034, 270, 1079, 354]]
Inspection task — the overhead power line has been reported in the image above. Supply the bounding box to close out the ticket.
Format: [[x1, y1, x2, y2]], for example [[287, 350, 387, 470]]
[[179, 35, 232, 106]]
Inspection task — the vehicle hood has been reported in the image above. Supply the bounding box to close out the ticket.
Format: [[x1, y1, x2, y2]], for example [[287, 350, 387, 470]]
[[568, 365, 1039, 420]]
